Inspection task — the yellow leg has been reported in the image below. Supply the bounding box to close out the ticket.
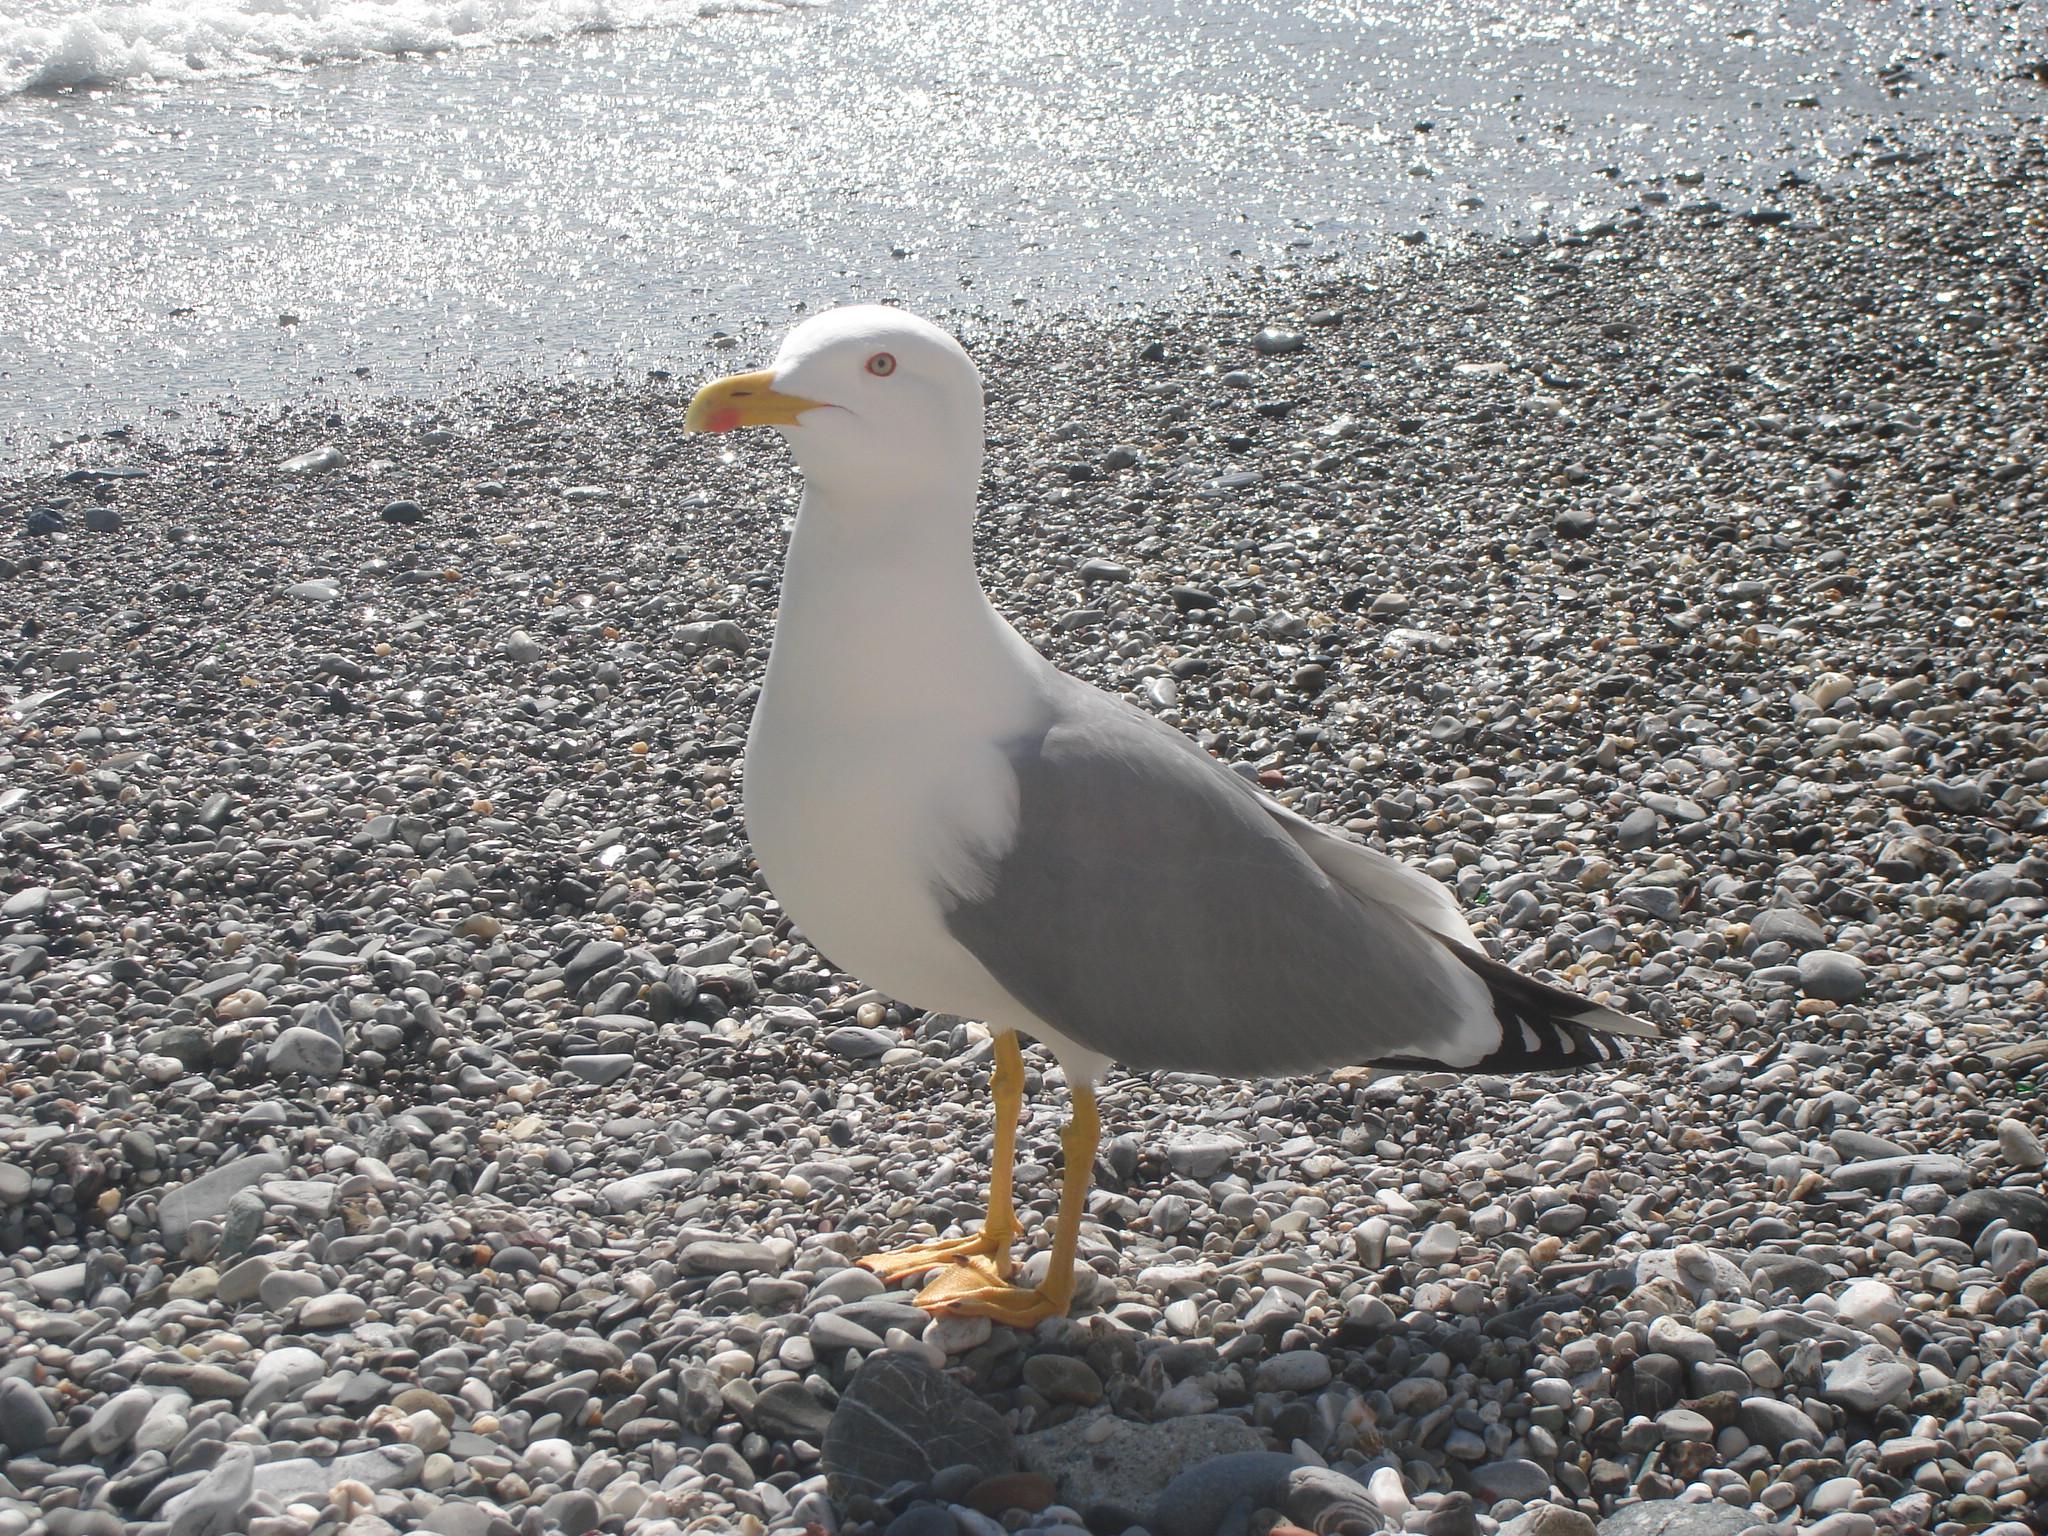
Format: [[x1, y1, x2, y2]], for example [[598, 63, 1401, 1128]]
[[861, 1031, 1024, 1284], [915, 1081, 1098, 1326]]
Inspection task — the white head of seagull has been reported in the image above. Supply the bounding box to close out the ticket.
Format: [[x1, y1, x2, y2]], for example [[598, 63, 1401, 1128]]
[[685, 305, 984, 509]]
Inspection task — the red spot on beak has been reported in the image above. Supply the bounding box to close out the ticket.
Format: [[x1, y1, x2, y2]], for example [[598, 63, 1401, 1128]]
[[703, 406, 742, 434]]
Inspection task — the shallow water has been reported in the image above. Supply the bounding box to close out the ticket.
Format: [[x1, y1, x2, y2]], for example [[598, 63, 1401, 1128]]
[[0, 0, 2036, 451]]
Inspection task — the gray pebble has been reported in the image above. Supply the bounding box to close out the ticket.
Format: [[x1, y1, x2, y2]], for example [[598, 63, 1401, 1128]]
[[1996, 1117, 2046, 1170], [0, 1378, 56, 1454], [1796, 949, 1867, 1001], [1472, 1458, 1553, 1503], [824, 1025, 898, 1059], [681, 1238, 786, 1275], [84, 1386, 154, 1456], [158, 1152, 287, 1249], [1821, 1343, 1913, 1412], [538, 1490, 602, 1535], [561, 1052, 635, 1085], [1735, 1395, 1822, 1452]]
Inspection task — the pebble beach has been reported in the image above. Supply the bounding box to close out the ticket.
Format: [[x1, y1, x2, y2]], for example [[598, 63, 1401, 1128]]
[[4, 131, 2048, 1536]]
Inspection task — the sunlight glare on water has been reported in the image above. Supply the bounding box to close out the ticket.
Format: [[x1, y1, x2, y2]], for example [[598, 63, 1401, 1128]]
[[0, 0, 2032, 447]]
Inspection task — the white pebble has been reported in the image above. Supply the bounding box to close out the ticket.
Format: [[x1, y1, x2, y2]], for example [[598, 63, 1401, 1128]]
[[1368, 1467, 1413, 1523], [525, 1437, 576, 1481], [922, 1311, 992, 1354], [1837, 1278, 1904, 1329]]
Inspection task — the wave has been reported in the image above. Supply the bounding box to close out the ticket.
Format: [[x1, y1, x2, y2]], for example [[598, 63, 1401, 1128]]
[[1, 0, 822, 95]]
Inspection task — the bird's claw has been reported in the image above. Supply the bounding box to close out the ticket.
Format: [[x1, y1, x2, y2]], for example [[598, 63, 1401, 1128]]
[[859, 1228, 1014, 1285], [912, 1263, 1068, 1327]]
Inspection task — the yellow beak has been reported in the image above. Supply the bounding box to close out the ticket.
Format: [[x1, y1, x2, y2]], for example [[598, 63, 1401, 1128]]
[[684, 369, 824, 434]]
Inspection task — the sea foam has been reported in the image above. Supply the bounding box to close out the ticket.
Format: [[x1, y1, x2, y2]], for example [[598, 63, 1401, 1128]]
[[1, 0, 820, 95]]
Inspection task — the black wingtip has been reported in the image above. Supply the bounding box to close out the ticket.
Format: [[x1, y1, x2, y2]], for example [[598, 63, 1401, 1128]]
[[1383, 940, 1658, 1075]]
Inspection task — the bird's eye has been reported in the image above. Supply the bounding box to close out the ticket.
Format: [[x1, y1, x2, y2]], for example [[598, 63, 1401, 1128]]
[[866, 352, 896, 377]]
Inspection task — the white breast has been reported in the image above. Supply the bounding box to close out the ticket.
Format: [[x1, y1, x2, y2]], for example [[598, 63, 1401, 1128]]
[[740, 490, 1048, 1025], [743, 716, 1015, 1019]]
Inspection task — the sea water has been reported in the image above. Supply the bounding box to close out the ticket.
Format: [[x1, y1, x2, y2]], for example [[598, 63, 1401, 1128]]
[[0, 0, 2033, 451]]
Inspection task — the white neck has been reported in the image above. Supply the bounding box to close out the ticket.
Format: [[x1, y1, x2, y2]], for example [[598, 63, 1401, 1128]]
[[758, 482, 1045, 728]]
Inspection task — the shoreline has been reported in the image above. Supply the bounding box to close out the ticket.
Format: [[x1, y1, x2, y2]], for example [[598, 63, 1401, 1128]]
[[1, 138, 2046, 1536], [3, 118, 2037, 479], [6, 12, 2043, 459]]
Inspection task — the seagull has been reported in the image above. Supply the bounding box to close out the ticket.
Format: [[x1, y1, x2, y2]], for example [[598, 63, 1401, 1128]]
[[686, 305, 1655, 1326]]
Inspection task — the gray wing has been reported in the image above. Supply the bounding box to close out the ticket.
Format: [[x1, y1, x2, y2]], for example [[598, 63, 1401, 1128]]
[[1260, 793, 1478, 948], [939, 676, 1501, 1076]]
